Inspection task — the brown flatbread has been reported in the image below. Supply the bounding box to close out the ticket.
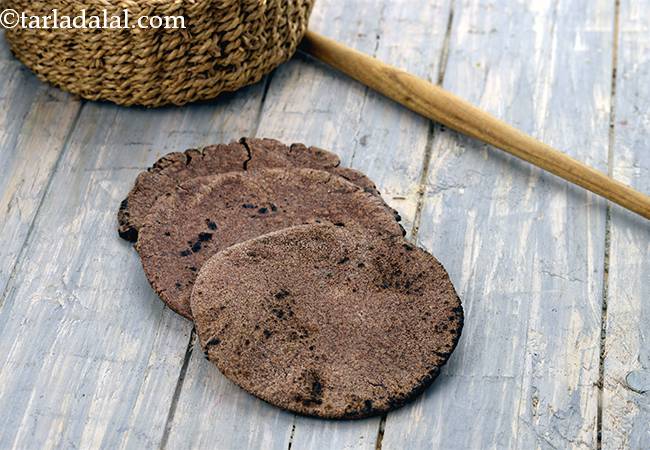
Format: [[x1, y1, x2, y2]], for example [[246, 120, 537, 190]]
[[117, 138, 389, 242], [136, 168, 404, 319], [191, 223, 463, 419]]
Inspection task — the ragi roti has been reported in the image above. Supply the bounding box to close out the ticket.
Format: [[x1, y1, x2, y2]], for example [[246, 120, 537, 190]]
[[191, 224, 463, 419]]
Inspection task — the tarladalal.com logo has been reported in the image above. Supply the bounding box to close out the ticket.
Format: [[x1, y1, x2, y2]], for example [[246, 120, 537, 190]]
[[0, 8, 186, 30]]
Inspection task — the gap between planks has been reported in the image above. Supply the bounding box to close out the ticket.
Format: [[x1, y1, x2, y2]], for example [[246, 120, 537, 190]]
[[408, 1, 455, 244], [160, 327, 197, 450], [348, 2, 386, 170], [596, 0, 621, 448], [377, 3, 456, 449]]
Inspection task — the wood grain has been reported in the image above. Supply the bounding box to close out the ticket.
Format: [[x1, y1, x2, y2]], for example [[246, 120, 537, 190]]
[[0, 31, 81, 300], [382, 0, 612, 448], [601, 0, 650, 448], [0, 85, 266, 448]]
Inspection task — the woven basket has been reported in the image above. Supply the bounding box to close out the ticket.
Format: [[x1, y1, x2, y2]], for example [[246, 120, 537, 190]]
[[2, 0, 314, 107]]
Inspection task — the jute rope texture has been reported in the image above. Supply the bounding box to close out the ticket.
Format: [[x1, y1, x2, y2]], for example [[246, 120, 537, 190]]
[[2, 0, 314, 106]]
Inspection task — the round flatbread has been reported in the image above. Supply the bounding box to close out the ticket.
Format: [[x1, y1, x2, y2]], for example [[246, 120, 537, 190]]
[[136, 168, 404, 319], [191, 224, 463, 419], [117, 138, 386, 242]]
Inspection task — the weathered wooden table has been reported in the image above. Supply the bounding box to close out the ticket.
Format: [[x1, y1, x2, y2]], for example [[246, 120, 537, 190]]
[[1, 0, 648, 448]]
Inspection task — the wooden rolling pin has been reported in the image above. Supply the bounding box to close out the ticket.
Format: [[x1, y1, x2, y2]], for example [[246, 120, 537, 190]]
[[301, 30, 650, 220]]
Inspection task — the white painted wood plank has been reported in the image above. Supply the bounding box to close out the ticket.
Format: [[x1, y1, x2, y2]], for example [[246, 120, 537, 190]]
[[602, 0, 650, 447], [164, 1, 451, 448], [383, 0, 612, 448], [0, 83, 265, 448], [0, 32, 81, 298]]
